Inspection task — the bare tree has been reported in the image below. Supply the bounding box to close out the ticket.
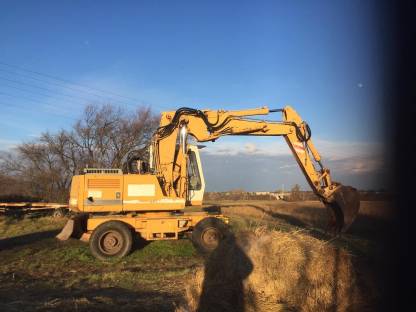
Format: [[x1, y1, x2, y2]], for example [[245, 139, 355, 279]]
[[0, 104, 159, 202], [290, 184, 302, 201]]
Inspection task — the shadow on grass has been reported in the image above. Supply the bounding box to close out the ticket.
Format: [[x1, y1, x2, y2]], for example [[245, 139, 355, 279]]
[[291, 206, 394, 241], [197, 231, 254, 312], [0, 283, 178, 312], [204, 203, 307, 228], [188, 202, 393, 311], [189, 229, 371, 312], [132, 233, 151, 251], [0, 230, 60, 251], [208, 202, 393, 241], [247, 204, 308, 227]]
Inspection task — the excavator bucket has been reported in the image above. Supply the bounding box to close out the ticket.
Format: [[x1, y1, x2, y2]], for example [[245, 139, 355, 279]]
[[56, 213, 88, 241], [325, 185, 360, 233]]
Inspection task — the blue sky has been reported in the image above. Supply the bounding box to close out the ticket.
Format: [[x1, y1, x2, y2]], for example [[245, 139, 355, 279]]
[[0, 1, 389, 190]]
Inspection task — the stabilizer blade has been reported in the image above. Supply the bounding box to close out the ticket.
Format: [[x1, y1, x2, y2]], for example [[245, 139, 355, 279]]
[[56, 213, 88, 240]]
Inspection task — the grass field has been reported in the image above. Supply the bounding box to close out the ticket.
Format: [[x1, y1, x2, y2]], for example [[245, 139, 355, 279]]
[[0, 200, 394, 311]]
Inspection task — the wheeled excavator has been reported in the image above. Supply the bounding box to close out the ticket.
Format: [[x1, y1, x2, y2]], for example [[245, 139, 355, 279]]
[[57, 106, 360, 260]]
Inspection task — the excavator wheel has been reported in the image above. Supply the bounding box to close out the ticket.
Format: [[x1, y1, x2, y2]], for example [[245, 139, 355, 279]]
[[325, 185, 360, 234], [52, 207, 68, 218], [191, 217, 230, 256], [89, 221, 133, 260]]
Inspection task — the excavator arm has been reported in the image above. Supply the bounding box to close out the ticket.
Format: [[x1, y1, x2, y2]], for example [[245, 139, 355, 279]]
[[152, 106, 360, 233]]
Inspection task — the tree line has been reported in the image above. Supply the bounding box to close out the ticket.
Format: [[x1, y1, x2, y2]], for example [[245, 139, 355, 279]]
[[0, 104, 159, 202]]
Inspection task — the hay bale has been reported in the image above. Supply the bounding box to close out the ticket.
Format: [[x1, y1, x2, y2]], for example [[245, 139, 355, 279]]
[[178, 228, 362, 312]]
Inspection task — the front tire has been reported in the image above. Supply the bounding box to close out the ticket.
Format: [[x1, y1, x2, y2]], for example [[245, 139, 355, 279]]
[[191, 217, 229, 255], [89, 221, 133, 260]]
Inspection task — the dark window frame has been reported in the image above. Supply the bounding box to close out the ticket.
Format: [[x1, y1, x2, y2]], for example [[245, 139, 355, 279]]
[[187, 150, 202, 190]]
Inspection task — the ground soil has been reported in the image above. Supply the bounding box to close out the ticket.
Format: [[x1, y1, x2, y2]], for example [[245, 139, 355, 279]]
[[0, 200, 394, 311]]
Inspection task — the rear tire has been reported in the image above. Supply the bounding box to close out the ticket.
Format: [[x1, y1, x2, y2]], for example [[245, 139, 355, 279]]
[[53, 207, 67, 218], [89, 221, 133, 260], [191, 217, 229, 256]]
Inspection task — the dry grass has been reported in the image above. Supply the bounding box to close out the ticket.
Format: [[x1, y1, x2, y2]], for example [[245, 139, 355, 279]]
[[177, 227, 365, 312], [1, 200, 391, 311], [210, 200, 394, 229]]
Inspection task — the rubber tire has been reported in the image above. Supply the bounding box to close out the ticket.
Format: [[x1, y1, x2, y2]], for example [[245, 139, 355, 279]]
[[191, 217, 229, 256], [89, 221, 133, 260], [53, 208, 67, 218]]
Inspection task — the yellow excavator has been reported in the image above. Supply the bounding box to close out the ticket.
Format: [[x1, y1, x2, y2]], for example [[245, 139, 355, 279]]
[[57, 106, 360, 260]]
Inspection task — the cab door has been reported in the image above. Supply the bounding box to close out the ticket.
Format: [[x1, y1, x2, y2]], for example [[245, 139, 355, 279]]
[[187, 145, 206, 206]]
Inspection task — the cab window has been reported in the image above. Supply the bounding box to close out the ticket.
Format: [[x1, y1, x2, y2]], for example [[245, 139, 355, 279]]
[[187, 151, 202, 190]]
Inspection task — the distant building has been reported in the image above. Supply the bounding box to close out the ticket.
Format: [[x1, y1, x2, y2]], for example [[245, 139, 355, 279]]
[[254, 191, 290, 200]]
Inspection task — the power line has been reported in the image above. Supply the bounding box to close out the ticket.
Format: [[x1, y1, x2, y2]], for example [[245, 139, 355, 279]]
[[0, 76, 105, 103], [0, 61, 170, 111], [0, 80, 93, 108], [0, 91, 78, 121], [0, 61, 137, 101], [0, 67, 121, 103], [0, 78, 170, 118]]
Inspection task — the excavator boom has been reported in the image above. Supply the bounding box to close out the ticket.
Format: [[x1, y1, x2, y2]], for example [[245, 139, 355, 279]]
[[153, 106, 360, 233]]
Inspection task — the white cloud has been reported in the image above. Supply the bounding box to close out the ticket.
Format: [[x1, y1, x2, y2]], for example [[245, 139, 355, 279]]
[[312, 139, 383, 161], [0, 138, 19, 150], [244, 142, 257, 154], [200, 137, 386, 175], [201, 140, 289, 156], [278, 164, 297, 169]]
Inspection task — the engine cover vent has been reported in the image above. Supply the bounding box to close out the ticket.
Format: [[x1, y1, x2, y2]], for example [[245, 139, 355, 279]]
[[83, 168, 122, 174], [88, 179, 120, 189]]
